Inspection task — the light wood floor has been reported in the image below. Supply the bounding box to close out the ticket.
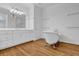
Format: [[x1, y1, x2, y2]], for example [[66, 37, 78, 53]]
[[0, 39, 79, 56]]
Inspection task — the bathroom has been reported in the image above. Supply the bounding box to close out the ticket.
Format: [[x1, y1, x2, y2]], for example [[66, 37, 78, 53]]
[[0, 3, 79, 50]]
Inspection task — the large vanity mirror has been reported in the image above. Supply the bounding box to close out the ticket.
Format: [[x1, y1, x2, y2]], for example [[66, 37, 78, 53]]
[[0, 7, 34, 30]]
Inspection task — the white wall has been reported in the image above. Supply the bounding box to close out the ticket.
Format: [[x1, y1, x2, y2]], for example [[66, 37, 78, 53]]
[[41, 3, 79, 45], [34, 5, 44, 38]]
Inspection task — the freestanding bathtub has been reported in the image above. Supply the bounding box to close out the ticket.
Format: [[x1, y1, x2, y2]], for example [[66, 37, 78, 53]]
[[42, 32, 60, 44]]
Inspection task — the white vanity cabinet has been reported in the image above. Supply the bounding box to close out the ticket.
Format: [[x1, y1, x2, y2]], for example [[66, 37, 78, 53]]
[[13, 30, 34, 45], [0, 30, 40, 50]]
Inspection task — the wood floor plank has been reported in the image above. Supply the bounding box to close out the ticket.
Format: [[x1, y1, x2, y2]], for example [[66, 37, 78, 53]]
[[0, 39, 79, 56]]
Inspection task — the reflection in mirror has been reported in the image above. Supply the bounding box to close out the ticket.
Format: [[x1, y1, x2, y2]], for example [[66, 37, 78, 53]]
[[8, 12, 26, 28], [0, 14, 7, 28]]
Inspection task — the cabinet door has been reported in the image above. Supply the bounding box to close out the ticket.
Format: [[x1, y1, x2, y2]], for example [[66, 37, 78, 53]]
[[0, 39, 15, 50], [0, 30, 13, 50], [13, 30, 23, 44], [0, 30, 13, 41]]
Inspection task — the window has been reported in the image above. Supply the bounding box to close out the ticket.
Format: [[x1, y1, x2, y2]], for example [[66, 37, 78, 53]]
[[0, 14, 7, 28]]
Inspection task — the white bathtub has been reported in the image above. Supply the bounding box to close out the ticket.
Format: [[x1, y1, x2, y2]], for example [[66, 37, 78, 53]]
[[42, 32, 59, 44]]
